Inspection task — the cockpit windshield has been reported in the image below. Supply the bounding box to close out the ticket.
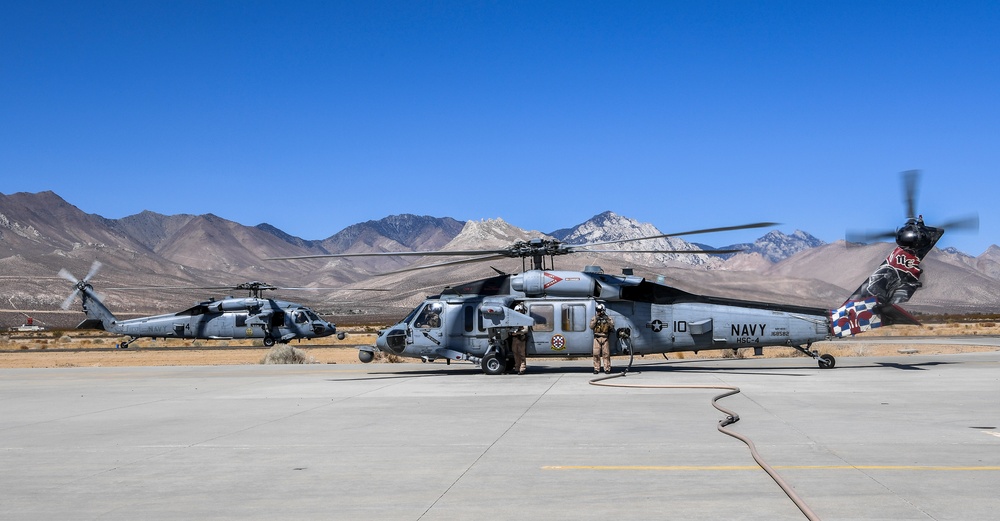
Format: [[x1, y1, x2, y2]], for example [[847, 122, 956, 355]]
[[412, 303, 442, 329]]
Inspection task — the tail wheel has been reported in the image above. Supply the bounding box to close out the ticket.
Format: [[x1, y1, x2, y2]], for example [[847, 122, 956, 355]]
[[818, 354, 836, 369]]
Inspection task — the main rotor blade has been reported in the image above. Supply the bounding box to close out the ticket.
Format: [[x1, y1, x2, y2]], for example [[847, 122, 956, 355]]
[[105, 285, 391, 292], [264, 249, 509, 261], [903, 169, 920, 219], [569, 248, 744, 255], [576, 222, 779, 249], [379, 253, 513, 275], [278, 287, 391, 292]]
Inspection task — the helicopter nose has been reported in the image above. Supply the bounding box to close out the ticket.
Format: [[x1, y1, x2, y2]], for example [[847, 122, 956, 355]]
[[377, 327, 407, 354]]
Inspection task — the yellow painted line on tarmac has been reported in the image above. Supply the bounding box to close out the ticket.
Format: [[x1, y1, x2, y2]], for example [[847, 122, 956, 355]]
[[543, 465, 1000, 471]]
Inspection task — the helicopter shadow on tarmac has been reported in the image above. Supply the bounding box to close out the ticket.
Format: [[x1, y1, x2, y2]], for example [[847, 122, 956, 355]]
[[871, 360, 953, 371], [322, 353, 960, 381], [626, 357, 958, 373]]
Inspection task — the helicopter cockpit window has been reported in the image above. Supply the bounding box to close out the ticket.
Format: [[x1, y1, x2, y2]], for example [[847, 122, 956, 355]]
[[414, 303, 442, 329], [529, 304, 554, 332], [294, 310, 309, 324]]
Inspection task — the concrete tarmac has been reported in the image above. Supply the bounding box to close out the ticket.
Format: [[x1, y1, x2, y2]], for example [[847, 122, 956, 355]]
[[1, 352, 998, 520]]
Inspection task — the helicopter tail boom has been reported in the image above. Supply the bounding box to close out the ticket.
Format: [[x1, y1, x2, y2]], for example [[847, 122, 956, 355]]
[[77, 284, 119, 332]]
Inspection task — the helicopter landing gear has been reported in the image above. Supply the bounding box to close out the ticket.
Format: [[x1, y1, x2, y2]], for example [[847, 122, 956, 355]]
[[792, 344, 836, 369], [117, 337, 137, 349], [263, 336, 275, 347], [481, 352, 505, 375]]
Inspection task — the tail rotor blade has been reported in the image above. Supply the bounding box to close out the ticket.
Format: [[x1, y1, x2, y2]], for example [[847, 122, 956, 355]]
[[58, 268, 78, 283], [83, 260, 102, 282], [903, 169, 920, 219], [846, 229, 896, 244], [61, 289, 80, 310], [940, 213, 979, 232]]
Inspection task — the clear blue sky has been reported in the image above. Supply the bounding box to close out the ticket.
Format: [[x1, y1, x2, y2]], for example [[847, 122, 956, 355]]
[[3, 1, 998, 254]]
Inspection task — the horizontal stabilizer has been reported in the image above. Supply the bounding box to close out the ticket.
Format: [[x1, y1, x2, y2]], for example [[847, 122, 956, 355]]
[[76, 318, 106, 330], [879, 303, 921, 327]]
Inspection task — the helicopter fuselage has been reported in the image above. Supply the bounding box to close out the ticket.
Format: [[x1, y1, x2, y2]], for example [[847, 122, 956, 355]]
[[369, 269, 831, 372], [80, 291, 338, 347]]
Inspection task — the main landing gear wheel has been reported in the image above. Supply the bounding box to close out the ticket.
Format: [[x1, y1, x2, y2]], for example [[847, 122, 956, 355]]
[[481, 353, 505, 375], [818, 353, 836, 369], [263, 336, 275, 347]]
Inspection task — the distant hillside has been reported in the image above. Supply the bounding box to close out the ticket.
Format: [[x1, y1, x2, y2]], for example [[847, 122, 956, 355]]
[[1, 190, 998, 328]]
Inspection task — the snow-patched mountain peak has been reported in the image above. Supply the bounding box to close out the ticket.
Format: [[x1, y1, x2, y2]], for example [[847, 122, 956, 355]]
[[753, 230, 825, 263], [553, 211, 720, 267]]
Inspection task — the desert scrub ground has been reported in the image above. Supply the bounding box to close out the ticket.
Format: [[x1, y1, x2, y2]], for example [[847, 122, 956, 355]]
[[1, 322, 997, 368]]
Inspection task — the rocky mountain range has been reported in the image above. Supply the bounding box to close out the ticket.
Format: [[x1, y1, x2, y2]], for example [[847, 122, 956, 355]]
[[2, 191, 999, 328]]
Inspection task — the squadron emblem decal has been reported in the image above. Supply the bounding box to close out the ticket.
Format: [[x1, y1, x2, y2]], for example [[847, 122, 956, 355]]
[[550, 334, 566, 351]]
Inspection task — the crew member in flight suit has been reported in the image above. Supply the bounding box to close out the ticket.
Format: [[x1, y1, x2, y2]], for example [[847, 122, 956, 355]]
[[510, 303, 529, 375], [417, 305, 441, 328], [590, 303, 615, 374]]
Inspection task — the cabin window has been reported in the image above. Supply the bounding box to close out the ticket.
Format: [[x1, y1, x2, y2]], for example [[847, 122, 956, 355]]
[[529, 304, 554, 332], [235, 314, 247, 327], [464, 305, 474, 332], [562, 304, 586, 332], [270, 311, 285, 327]]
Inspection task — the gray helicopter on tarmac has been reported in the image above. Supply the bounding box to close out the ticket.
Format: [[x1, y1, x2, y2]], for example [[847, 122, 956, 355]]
[[272, 171, 976, 374], [60, 262, 345, 348]]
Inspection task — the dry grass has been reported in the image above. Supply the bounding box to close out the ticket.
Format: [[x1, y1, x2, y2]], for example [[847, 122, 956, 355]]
[[0, 322, 997, 369], [260, 344, 316, 365]]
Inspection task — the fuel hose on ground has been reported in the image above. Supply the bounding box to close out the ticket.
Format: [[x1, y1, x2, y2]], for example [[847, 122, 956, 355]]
[[590, 364, 822, 521]]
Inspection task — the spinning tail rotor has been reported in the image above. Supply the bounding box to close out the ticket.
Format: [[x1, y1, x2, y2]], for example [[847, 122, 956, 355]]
[[846, 170, 979, 247], [58, 261, 102, 310], [833, 170, 979, 337]]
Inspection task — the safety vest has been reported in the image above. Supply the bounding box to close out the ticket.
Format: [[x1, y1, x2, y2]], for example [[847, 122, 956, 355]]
[[593, 315, 612, 335]]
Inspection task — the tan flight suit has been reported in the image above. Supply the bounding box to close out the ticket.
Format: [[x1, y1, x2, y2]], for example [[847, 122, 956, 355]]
[[590, 311, 615, 373], [511, 326, 528, 374]]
